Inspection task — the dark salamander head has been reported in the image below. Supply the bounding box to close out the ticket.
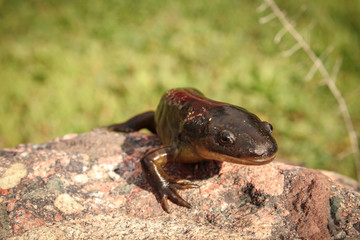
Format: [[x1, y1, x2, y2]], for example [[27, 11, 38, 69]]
[[193, 106, 278, 165]]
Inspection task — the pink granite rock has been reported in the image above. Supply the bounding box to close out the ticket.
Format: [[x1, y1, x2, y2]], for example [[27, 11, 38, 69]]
[[0, 130, 359, 239]]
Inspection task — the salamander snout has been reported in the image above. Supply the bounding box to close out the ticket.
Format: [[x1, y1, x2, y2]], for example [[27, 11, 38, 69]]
[[253, 139, 277, 157], [250, 121, 277, 162]]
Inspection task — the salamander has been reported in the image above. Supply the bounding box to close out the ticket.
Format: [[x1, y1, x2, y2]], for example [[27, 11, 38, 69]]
[[107, 88, 277, 212]]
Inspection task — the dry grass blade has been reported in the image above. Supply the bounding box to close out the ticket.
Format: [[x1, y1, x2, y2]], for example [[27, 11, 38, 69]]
[[262, 0, 360, 180]]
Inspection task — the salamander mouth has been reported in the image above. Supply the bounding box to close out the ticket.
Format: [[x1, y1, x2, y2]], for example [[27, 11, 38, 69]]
[[195, 146, 276, 165], [247, 154, 276, 165]]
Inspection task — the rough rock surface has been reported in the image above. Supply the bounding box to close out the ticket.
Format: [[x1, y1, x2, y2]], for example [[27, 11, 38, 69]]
[[0, 130, 359, 239]]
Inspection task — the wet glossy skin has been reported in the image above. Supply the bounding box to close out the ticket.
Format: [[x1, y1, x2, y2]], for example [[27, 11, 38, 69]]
[[107, 88, 277, 212]]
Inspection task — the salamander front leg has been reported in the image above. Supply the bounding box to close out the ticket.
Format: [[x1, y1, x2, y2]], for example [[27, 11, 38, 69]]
[[140, 147, 199, 213]]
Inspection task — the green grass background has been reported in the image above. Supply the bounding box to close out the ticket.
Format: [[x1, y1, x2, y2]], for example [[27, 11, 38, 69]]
[[1, 0, 359, 178]]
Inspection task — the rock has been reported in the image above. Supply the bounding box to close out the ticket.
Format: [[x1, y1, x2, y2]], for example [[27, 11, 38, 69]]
[[0, 130, 359, 239]]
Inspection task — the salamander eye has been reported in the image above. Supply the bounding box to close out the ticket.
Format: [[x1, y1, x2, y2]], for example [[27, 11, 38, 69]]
[[217, 130, 235, 146], [261, 121, 273, 134]]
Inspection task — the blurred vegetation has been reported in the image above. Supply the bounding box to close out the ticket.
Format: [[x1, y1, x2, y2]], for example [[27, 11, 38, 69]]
[[0, 0, 359, 178]]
